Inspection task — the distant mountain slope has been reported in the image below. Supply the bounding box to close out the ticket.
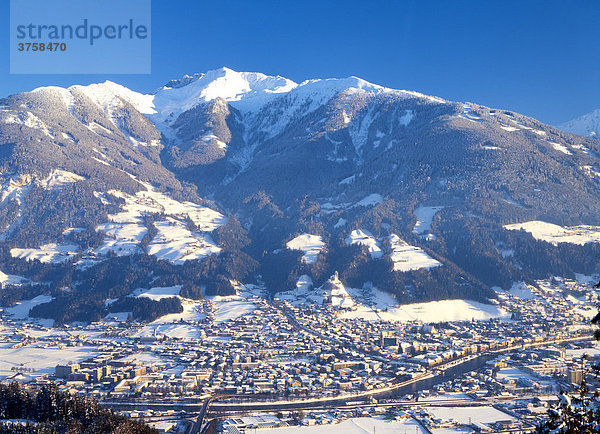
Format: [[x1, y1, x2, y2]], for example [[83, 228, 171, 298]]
[[559, 108, 600, 138], [0, 67, 599, 323], [153, 68, 600, 225]]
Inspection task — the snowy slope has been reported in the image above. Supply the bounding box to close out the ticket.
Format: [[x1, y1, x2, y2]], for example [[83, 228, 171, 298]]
[[94, 184, 226, 263], [388, 234, 441, 272], [30, 67, 446, 137], [505, 220, 600, 245], [413, 206, 445, 235], [345, 229, 383, 258], [11, 244, 79, 263], [559, 109, 600, 137], [153, 67, 441, 121], [33, 81, 156, 116], [276, 275, 506, 323], [286, 234, 325, 264], [0, 170, 88, 242], [133, 285, 182, 301], [153, 67, 297, 121], [341, 298, 509, 322], [10, 182, 227, 265], [0, 270, 28, 286]]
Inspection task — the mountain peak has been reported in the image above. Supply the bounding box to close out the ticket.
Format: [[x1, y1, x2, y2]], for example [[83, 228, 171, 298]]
[[559, 108, 600, 137], [152, 67, 298, 121]]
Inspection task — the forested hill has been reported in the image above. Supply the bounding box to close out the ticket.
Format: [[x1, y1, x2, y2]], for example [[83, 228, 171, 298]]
[[0, 67, 599, 323], [0, 382, 156, 433]]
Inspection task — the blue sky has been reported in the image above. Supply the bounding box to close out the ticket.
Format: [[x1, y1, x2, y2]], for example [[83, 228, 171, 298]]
[[2, 0, 598, 125]]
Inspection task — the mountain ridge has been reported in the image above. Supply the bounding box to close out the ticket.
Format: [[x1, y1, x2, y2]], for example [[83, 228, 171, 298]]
[[0, 67, 599, 325]]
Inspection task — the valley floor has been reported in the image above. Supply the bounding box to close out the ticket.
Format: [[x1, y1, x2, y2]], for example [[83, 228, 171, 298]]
[[0, 275, 597, 433]]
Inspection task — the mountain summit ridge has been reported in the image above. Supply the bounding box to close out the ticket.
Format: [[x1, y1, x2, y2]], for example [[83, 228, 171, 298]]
[[22, 67, 595, 140], [26, 67, 449, 123]]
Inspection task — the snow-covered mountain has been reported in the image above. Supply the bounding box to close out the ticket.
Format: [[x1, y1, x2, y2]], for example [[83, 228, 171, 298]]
[[1, 67, 600, 325], [559, 108, 600, 138], [154, 67, 297, 119]]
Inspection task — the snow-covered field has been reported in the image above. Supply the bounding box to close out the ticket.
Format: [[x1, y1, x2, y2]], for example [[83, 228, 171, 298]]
[[345, 229, 382, 258], [132, 286, 207, 339], [495, 281, 538, 300], [133, 286, 182, 301], [260, 416, 425, 434], [112, 284, 206, 338], [344, 230, 441, 271], [0, 270, 28, 286], [505, 221, 600, 245], [133, 302, 205, 339], [496, 368, 537, 383], [549, 141, 573, 155], [148, 218, 221, 264], [575, 273, 599, 285], [355, 284, 398, 309], [105, 312, 131, 323], [342, 298, 508, 323], [278, 275, 506, 323], [95, 218, 147, 257], [275, 275, 326, 306], [385, 300, 508, 322], [427, 406, 514, 425], [135, 323, 203, 340], [277, 273, 357, 308], [0, 342, 97, 380], [424, 392, 472, 402], [286, 234, 325, 264], [210, 295, 259, 323], [295, 275, 313, 292], [95, 185, 226, 264], [353, 193, 383, 207], [321, 193, 384, 213], [130, 284, 264, 338], [11, 243, 78, 263], [388, 234, 441, 272], [42, 170, 86, 189], [432, 429, 473, 434], [413, 206, 445, 234], [573, 305, 597, 320], [5, 295, 53, 321], [566, 344, 600, 358]]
